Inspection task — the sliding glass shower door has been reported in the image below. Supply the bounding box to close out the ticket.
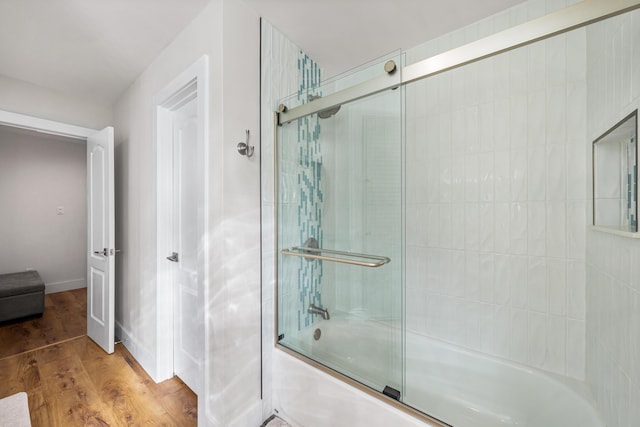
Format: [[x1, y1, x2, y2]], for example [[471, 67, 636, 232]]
[[276, 56, 404, 397]]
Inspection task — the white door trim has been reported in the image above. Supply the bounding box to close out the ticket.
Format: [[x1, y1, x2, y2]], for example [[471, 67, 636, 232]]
[[154, 55, 209, 389], [0, 110, 97, 139]]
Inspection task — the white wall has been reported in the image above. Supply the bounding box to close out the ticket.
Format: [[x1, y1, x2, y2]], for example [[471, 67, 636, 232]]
[[113, 1, 261, 426], [0, 74, 112, 130], [585, 9, 640, 427], [0, 126, 86, 292]]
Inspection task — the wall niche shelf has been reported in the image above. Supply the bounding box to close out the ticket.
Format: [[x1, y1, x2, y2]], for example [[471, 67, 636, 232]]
[[592, 110, 638, 237]]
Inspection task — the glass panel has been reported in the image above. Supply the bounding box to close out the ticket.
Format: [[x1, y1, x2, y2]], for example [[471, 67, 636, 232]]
[[273, 5, 640, 427], [276, 56, 404, 396], [403, 23, 606, 427]]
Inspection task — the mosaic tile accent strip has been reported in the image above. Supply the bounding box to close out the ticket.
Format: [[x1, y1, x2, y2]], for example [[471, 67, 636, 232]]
[[297, 50, 323, 330]]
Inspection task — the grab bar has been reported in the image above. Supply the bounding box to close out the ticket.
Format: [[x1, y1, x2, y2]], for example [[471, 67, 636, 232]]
[[281, 246, 390, 268]]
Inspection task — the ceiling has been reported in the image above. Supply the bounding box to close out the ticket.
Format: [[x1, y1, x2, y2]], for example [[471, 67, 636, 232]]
[[0, 0, 210, 105], [0, 0, 525, 106], [247, 0, 526, 77]]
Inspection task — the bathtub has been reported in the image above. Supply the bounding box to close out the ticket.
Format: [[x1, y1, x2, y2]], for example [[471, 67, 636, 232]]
[[285, 317, 603, 427]]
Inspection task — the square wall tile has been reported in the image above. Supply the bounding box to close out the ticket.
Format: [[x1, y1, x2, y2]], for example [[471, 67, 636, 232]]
[[527, 90, 546, 145], [510, 150, 528, 201], [548, 259, 567, 316], [545, 35, 567, 88], [528, 256, 548, 312], [528, 311, 547, 368], [546, 315, 567, 375], [510, 256, 529, 308], [494, 202, 511, 253], [479, 253, 495, 303], [527, 147, 547, 201], [479, 203, 495, 252], [546, 145, 567, 201], [566, 202, 586, 260], [567, 260, 586, 321], [494, 151, 511, 202], [546, 202, 567, 258], [479, 103, 494, 152], [479, 152, 495, 202], [510, 202, 527, 254], [567, 319, 586, 380], [546, 87, 566, 144], [528, 201, 546, 256], [494, 254, 511, 305], [510, 308, 528, 363]]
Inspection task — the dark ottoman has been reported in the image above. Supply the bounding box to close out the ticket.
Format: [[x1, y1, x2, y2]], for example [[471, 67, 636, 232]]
[[0, 271, 45, 322]]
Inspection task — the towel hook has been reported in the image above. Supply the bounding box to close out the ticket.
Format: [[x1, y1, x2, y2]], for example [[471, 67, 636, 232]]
[[237, 129, 254, 158]]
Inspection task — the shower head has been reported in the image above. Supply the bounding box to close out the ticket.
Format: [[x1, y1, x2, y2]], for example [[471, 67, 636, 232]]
[[317, 105, 341, 119], [308, 94, 341, 119]]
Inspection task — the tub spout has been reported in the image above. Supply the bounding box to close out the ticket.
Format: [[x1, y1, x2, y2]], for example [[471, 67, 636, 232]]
[[308, 304, 330, 320]]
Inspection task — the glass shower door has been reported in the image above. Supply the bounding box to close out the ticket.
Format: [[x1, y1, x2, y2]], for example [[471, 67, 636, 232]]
[[276, 57, 404, 398]]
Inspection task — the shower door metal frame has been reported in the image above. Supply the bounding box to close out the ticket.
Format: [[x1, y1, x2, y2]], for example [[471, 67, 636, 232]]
[[277, 0, 640, 126], [273, 0, 640, 425]]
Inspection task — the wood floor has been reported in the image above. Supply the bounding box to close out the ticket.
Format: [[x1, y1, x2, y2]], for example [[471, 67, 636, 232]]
[[0, 288, 87, 359], [0, 289, 197, 426]]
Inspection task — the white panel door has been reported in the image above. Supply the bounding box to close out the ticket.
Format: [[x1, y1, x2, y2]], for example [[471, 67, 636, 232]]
[[170, 97, 202, 392], [87, 127, 115, 354]]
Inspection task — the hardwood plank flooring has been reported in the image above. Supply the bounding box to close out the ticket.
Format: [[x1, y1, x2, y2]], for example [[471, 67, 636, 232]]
[[0, 337, 197, 426], [0, 289, 197, 426], [0, 288, 87, 359]]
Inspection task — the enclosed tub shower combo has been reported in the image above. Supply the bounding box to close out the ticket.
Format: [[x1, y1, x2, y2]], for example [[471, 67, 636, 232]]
[[273, 1, 640, 426]]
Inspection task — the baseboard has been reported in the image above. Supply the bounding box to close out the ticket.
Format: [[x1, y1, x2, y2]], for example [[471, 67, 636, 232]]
[[45, 278, 86, 294], [115, 320, 158, 381]]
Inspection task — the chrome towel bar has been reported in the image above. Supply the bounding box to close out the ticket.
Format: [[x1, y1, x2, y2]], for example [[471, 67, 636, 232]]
[[281, 246, 390, 268]]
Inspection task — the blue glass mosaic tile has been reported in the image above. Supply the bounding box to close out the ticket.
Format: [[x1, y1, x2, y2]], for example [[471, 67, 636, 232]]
[[296, 50, 323, 330]]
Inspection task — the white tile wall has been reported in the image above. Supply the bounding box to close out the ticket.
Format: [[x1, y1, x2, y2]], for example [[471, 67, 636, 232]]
[[405, 0, 588, 380], [263, 2, 640, 427], [586, 9, 640, 427]]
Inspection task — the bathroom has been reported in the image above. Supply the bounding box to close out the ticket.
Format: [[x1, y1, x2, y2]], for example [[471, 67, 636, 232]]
[[262, 0, 640, 426], [1, 0, 638, 426]]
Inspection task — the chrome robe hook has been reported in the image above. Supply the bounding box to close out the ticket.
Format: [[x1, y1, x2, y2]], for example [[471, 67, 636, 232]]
[[237, 129, 254, 158]]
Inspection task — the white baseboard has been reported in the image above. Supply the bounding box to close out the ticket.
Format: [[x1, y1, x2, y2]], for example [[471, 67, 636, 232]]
[[115, 321, 158, 381], [45, 278, 86, 294]]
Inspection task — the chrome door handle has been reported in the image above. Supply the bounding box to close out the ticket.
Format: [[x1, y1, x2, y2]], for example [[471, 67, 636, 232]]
[[166, 252, 179, 262], [93, 248, 120, 256]]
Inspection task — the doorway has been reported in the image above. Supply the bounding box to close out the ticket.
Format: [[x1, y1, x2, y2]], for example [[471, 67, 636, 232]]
[[0, 110, 116, 355], [155, 56, 208, 399]]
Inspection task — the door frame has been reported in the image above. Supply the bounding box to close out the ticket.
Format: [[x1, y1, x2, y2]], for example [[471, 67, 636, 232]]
[[154, 55, 209, 387], [0, 110, 96, 139], [0, 109, 113, 345]]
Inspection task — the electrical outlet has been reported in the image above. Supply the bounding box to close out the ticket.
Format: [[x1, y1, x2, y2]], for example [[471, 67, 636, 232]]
[[25, 267, 35, 272], [56, 206, 64, 215]]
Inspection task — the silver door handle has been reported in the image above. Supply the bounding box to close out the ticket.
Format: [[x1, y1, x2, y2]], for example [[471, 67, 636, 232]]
[[166, 252, 179, 262], [93, 248, 121, 256]]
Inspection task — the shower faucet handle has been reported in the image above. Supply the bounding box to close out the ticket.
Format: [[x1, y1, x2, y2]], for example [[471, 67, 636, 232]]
[[308, 304, 330, 320]]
